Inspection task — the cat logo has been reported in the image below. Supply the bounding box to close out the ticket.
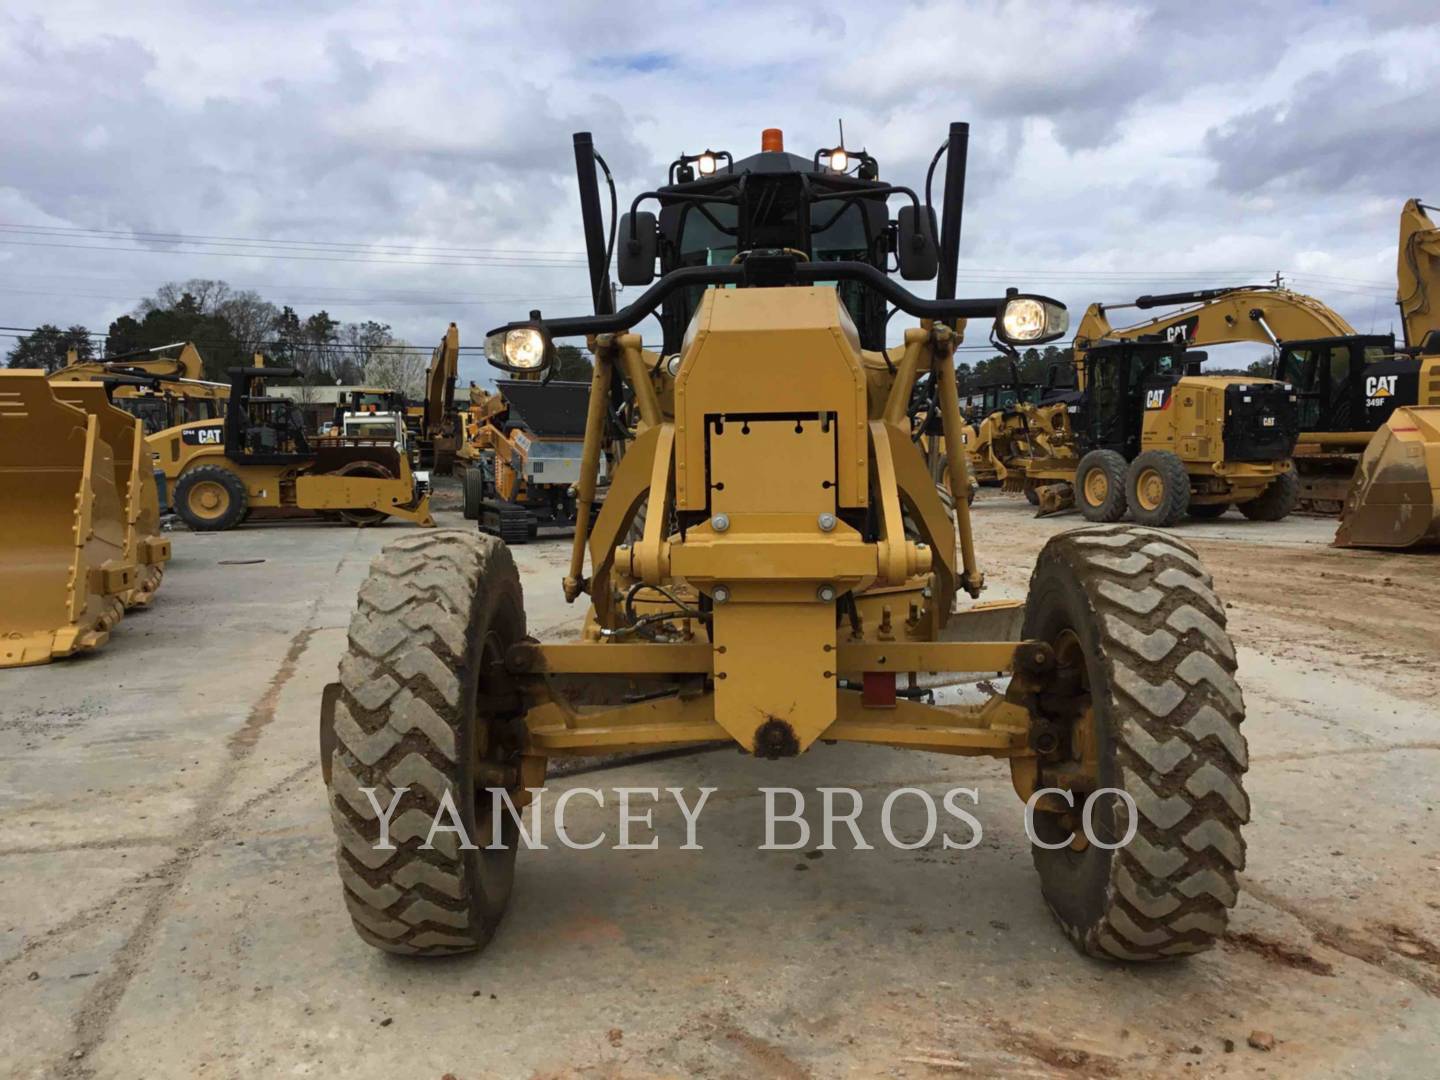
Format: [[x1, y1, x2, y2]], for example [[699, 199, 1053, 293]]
[[1365, 374, 1398, 406], [1163, 315, 1200, 345], [181, 424, 226, 446], [1145, 388, 1170, 410]]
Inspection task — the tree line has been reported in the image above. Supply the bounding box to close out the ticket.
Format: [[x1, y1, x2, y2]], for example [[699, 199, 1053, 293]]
[[5, 278, 421, 391]]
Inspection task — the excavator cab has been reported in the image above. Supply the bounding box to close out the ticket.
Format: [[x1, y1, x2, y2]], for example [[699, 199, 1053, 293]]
[[1274, 335, 1398, 434]]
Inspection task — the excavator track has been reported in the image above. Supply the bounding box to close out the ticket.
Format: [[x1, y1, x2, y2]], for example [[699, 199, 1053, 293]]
[[480, 500, 535, 545]]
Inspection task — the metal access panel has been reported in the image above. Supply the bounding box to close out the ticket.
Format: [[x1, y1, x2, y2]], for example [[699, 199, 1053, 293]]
[[496, 380, 591, 438], [708, 414, 836, 515]]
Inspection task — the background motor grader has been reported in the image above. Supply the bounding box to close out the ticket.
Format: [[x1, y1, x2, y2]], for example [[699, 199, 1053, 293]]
[[321, 122, 1250, 964], [154, 366, 433, 531]]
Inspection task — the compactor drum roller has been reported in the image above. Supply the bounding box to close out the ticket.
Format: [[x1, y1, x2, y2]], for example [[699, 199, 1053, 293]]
[[320, 122, 1251, 962]]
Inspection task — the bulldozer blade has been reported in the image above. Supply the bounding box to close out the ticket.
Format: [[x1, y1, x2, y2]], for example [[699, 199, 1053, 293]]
[[1334, 406, 1440, 549], [1034, 483, 1074, 517], [0, 372, 136, 667]]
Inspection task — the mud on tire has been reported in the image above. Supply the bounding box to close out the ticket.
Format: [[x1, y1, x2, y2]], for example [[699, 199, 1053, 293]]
[[323, 529, 527, 955], [1022, 524, 1248, 961]]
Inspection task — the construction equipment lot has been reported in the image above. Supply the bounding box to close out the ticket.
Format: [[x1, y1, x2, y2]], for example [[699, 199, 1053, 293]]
[[2, 498, 1437, 1079]]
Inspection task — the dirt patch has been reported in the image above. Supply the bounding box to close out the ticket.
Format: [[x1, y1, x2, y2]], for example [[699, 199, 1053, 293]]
[[992, 1020, 1122, 1077], [1226, 931, 1336, 976], [1385, 924, 1440, 970]]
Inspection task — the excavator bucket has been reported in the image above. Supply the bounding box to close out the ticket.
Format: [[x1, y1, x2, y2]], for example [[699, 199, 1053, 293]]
[[49, 382, 172, 607], [0, 372, 137, 667], [1334, 406, 1440, 549]]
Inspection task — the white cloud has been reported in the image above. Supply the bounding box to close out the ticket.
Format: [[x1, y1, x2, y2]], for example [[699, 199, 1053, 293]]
[[0, 0, 1427, 384]]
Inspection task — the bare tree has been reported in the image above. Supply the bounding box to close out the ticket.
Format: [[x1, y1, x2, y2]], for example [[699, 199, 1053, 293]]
[[217, 290, 279, 358], [139, 279, 234, 316], [362, 341, 425, 400]]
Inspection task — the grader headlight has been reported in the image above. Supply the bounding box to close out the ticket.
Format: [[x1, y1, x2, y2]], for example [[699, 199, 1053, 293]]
[[485, 325, 552, 373], [998, 295, 1068, 345]]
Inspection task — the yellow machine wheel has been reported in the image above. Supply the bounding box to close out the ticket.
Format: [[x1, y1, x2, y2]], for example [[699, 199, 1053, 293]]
[[1075, 450, 1128, 523], [173, 465, 249, 532], [1125, 450, 1189, 527]]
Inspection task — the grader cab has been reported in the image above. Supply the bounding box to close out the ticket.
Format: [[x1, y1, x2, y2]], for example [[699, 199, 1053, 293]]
[[321, 123, 1249, 964]]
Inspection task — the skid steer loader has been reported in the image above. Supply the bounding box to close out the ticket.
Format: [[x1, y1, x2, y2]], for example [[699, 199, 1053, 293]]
[[320, 122, 1250, 963], [0, 372, 138, 667]]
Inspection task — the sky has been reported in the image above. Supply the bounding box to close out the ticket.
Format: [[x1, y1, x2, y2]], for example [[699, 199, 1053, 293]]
[[1, 0, 1436, 384]]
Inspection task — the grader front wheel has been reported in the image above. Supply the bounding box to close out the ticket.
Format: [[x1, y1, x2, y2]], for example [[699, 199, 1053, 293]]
[[323, 529, 528, 955], [1021, 525, 1249, 961]]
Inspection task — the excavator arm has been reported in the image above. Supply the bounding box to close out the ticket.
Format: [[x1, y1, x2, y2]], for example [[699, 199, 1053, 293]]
[[1076, 286, 1356, 353], [1398, 199, 1440, 353], [422, 323, 460, 434]]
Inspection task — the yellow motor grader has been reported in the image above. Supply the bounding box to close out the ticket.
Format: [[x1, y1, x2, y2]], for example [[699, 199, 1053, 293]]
[[320, 122, 1250, 964], [154, 366, 433, 531], [0, 372, 171, 668]]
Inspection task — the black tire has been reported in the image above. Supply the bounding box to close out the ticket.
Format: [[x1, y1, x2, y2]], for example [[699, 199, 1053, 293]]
[[1238, 470, 1298, 522], [463, 467, 484, 521], [1022, 525, 1248, 961], [1188, 503, 1229, 520], [325, 530, 529, 955], [1126, 450, 1190, 527], [174, 465, 249, 531], [1024, 482, 1040, 507], [1075, 450, 1129, 523]]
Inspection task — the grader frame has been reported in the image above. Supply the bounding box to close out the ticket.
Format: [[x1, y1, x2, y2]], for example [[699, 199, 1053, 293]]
[[323, 122, 1250, 965]]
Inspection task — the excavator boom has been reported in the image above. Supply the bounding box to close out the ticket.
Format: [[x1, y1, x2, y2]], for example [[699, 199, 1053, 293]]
[[1398, 199, 1440, 353]]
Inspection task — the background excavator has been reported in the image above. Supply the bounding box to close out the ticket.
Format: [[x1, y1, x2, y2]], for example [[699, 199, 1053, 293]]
[[410, 323, 462, 472], [1337, 198, 1440, 547], [1073, 284, 1396, 513], [50, 342, 230, 434]]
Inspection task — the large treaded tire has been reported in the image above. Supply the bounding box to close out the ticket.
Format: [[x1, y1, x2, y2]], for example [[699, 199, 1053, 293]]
[[174, 464, 249, 532], [1239, 469, 1298, 522], [1076, 449, 1129, 523], [1022, 524, 1249, 961], [1126, 450, 1190, 527], [325, 529, 527, 956]]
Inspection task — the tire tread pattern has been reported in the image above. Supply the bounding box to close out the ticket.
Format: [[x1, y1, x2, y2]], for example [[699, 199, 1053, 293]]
[[1035, 524, 1248, 961], [325, 528, 520, 955]]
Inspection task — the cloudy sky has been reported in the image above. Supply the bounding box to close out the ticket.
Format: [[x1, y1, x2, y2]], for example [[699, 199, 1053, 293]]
[[2, 0, 1435, 383]]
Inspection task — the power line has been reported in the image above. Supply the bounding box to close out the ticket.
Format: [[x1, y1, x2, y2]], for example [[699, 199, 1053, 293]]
[[0, 237, 593, 270], [0, 222, 590, 261]]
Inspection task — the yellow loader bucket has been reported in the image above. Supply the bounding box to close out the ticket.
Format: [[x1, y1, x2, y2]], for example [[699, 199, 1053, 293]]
[[49, 383, 171, 607], [0, 372, 136, 668], [1334, 406, 1440, 549]]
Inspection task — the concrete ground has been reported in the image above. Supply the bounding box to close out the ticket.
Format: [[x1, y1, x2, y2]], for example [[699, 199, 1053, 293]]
[[2, 493, 1438, 1079]]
